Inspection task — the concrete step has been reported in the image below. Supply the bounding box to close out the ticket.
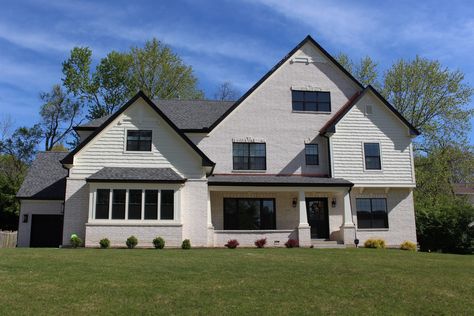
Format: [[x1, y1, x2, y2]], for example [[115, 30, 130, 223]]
[[311, 239, 346, 249]]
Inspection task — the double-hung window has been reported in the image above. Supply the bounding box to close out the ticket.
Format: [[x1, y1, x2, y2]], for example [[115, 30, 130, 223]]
[[305, 144, 319, 165], [364, 143, 381, 170], [224, 198, 276, 230], [356, 198, 388, 229], [233, 142, 266, 170], [292, 90, 331, 112], [126, 130, 152, 151]]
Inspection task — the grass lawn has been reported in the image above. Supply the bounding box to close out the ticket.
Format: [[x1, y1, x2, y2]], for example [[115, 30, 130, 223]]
[[0, 248, 472, 315]]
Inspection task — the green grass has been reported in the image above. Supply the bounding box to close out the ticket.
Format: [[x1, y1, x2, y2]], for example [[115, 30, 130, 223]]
[[0, 248, 472, 315]]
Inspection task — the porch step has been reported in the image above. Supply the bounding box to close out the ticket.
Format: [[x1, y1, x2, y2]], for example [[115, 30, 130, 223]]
[[311, 239, 346, 249]]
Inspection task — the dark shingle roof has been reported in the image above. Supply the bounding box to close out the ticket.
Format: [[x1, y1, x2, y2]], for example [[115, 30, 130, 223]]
[[75, 99, 235, 132], [17, 152, 68, 200], [208, 174, 353, 187], [86, 167, 185, 183]]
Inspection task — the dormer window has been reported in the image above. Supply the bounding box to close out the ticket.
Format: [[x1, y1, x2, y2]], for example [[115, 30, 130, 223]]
[[126, 130, 152, 151], [292, 90, 331, 112]]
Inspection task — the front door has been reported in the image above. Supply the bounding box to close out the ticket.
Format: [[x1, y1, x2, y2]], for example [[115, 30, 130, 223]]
[[306, 198, 329, 239]]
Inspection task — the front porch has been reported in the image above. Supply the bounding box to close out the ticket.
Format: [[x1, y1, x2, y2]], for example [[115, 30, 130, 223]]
[[207, 178, 356, 247]]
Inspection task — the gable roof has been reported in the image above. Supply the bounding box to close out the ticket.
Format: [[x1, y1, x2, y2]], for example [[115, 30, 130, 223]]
[[319, 85, 420, 136], [17, 151, 68, 200], [75, 99, 235, 132], [61, 91, 215, 167], [206, 35, 365, 132]]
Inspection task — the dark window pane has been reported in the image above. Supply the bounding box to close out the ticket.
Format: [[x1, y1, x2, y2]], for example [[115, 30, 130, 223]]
[[292, 90, 305, 101], [224, 199, 238, 230], [238, 199, 260, 230], [160, 190, 174, 220], [126, 130, 152, 151], [223, 198, 276, 230], [144, 190, 158, 220], [356, 198, 388, 229], [305, 102, 317, 111], [305, 91, 318, 102], [128, 190, 142, 220], [112, 189, 126, 219], [305, 144, 319, 165], [364, 143, 381, 170], [318, 102, 331, 112], [364, 143, 380, 156], [318, 92, 330, 102], [96, 189, 110, 219], [261, 200, 276, 229], [365, 157, 381, 170], [291, 90, 331, 112], [292, 101, 304, 111], [233, 143, 266, 170]]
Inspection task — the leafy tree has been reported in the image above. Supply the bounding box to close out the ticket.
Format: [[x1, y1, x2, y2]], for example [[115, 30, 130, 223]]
[[383, 56, 474, 149], [129, 38, 203, 100], [336, 53, 380, 88], [39, 84, 81, 151], [214, 82, 239, 101]]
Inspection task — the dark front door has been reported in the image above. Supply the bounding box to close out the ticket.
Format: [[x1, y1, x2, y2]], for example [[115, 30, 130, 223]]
[[306, 198, 329, 239], [30, 215, 63, 247]]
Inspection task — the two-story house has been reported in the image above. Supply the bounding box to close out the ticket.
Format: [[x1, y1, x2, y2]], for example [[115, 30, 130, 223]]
[[17, 35, 419, 248]]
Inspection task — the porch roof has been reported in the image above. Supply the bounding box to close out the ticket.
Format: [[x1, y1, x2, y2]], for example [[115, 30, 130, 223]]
[[207, 174, 353, 187], [86, 167, 186, 183]]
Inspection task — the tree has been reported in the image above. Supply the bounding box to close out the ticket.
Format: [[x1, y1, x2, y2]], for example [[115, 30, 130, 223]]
[[62, 48, 132, 119], [383, 56, 474, 149], [214, 82, 239, 101], [39, 84, 81, 151], [335, 53, 380, 88], [129, 38, 203, 100]]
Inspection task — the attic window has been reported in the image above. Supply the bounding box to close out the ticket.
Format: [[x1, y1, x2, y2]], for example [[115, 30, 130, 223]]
[[365, 105, 373, 116], [126, 130, 152, 151]]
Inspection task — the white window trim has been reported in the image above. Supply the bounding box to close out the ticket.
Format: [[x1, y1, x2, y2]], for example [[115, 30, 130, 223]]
[[123, 128, 154, 154], [362, 141, 383, 172], [364, 104, 374, 116]]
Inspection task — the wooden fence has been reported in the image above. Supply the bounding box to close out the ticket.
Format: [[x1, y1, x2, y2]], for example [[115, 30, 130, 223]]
[[0, 231, 17, 248]]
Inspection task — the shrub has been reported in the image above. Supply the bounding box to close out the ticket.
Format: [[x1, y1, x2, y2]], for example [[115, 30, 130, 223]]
[[182, 239, 191, 250], [400, 240, 417, 251], [70, 234, 82, 248], [285, 239, 299, 248], [225, 239, 239, 249], [153, 237, 165, 249], [126, 236, 138, 249], [255, 238, 267, 248], [364, 238, 386, 249], [99, 238, 110, 249]]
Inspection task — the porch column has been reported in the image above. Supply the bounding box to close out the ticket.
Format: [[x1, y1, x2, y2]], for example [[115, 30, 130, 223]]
[[206, 189, 214, 247], [297, 190, 311, 247], [341, 189, 356, 246]]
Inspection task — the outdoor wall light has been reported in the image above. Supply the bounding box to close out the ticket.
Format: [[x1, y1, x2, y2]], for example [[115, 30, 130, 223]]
[[292, 198, 297, 208], [331, 197, 337, 208]]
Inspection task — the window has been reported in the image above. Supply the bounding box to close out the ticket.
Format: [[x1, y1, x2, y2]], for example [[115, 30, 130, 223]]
[[144, 190, 158, 220], [305, 144, 319, 165], [96, 189, 110, 219], [160, 190, 174, 220], [233, 143, 266, 170], [112, 189, 126, 219], [292, 90, 331, 112], [224, 198, 276, 230], [126, 130, 152, 151], [128, 190, 142, 220], [356, 198, 388, 229], [364, 143, 381, 170]]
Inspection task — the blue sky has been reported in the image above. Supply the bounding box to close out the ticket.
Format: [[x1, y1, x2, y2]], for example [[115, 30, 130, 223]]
[[1, 0, 473, 143]]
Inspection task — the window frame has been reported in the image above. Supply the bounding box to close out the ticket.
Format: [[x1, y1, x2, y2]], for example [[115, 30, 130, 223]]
[[232, 142, 267, 171], [125, 129, 153, 152], [305, 143, 319, 165], [291, 90, 331, 112], [356, 198, 389, 229], [223, 198, 276, 230], [363, 142, 382, 171]]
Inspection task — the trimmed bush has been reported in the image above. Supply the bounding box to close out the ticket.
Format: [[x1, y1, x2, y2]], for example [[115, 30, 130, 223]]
[[182, 239, 191, 250], [153, 237, 165, 249], [400, 240, 417, 251], [99, 238, 110, 249], [126, 236, 138, 249], [255, 238, 267, 248], [364, 238, 386, 249], [70, 234, 82, 248], [285, 239, 299, 248], [225, 239, 239, 249]]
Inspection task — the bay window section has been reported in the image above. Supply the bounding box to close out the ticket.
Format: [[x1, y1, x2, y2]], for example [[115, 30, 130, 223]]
[[144, 190, 158, 220], [112, 190, 126, 219], [128, 190, 142, 220]]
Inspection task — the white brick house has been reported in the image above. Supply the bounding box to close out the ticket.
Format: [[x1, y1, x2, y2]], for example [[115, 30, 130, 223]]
[[17, 35, 419, 248]]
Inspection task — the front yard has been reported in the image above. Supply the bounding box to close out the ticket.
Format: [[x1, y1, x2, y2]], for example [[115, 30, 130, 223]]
[[0, 248, 472, 315]]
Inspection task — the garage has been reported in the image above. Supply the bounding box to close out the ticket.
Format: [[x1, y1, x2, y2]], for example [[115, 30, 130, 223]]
[[30, 215, 63, 247]]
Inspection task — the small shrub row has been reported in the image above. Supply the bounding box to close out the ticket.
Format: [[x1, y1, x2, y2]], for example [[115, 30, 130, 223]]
[[96, 236, 191, 249], [221, 238, 299, 248]]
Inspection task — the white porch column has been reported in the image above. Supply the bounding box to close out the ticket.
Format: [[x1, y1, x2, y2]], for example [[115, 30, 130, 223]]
[[297, 190, 311, 247], [206, 189, 214, 247], [341, 189, 356, 246]]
